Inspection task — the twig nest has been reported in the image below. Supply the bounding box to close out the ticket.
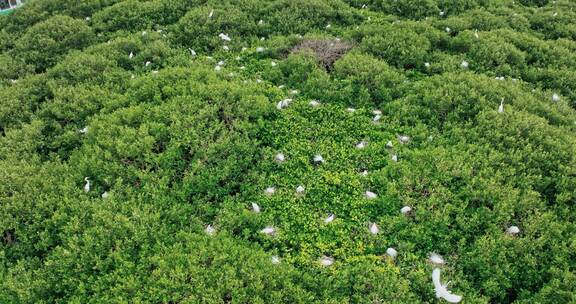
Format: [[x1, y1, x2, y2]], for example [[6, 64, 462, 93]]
[[506, 225, 520, 235], [261, 226, 276, 235], [264, 187, 276, 196], [275, 153, 286, 163], [324, 213, 335, 224], [313, 154, 324, 164], [319, 256, 335, 266], [369, 222, 380, 235], [400, 206, 412, 215], [364, 191, 378, 199], [429, 253, 445, 265], [552, 93, 560, 102], [271, 255, 281, 264], [205, 224, 216, 236], [386, 247, 398, 259], [251, 202, 261, 213]]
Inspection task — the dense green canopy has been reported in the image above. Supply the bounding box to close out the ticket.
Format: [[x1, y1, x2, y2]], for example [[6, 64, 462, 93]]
[[1, 0, 575, 303]]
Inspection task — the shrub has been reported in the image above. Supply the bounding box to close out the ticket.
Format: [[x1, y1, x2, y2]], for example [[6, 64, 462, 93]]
[[360, 26, 430, 69]]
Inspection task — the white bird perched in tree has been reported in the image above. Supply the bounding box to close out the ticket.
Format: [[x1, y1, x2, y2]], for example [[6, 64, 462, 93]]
[[277, 99, 292, 110], [439, 10, 445, 16], [129, 52, 134, 59], [188, 48, 196, 56], [214, 65, 222, 71], [425, 62, 431, 68], [324, 213, 335, 224], [83, 177, 90, 193], [271, 255, 281, 264], [356, 141, 368, 149], [495, 76, 505, 81], [79, 126, 89, 134], [445, 27, 451, 33], [218, 33, 231, 42], [429, 253, 445, 265], [365, 191, 377, 199], [101, 191, 109, 199], [264, 187, 276, 196], [319, 256, 334, 266], [373, 110, 382, 115], [205, 224, 216, 236], [152, 70, 159, 75], [313, 154, 324, 164], [460, 60, 469, 69], [145, 61, 151, 67], [474, 29, 479, 39], [346, 107, 356, 112], [398, 135, 410, 144], [498, 98, 505, 113], [360, 170, 369, 177], [432, 268, 463, 303], [506, 225, 520, 235], [256, 47, 265, 52], [296, 185, 305, 195], [386, 247, 398, 259], [271, 61, 277, 67], [391, 154, 398, 162], [373, 114, 381, 123], [223, 45, 229, 51], [361, 4, 367, 9], [386, 140, 393, 148], [251, 202, 261, 213], [290, 89, 299, 95], [400, 206, 412, 215], [309, 100, 321, 107], [275, 153, 285, 163], [552, 93, 560, 102], [208, 9, 214, 18], [261, 226, 276, 235], [258, 19, 264, 25], [142, 31, 147, 36], [369, 222, 380, 234], [326, 24, 331, 29]]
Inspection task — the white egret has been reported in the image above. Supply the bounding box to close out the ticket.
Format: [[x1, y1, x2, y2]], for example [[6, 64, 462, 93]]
[[386, 140, 393, 148], [83, 177, 90, 193], [258, 19, 264, 25], [498, 98, 504, 113], [319, 256, 334, 266], [296, 185, 305, 195], [101, 191, 109, 199], [398, 135, 410, 144], [432, 268, 463, 303], [275, 153, 285, 163], [369, 222, 380, 234], [264, 187, 276, 196], [205, 224, 216, 236], [356, 141, 368, 149], [218, 33, 231, 42], [256, 47, 265, 52], [271, 61, 277, 67], [271, 255, 281, 264], [313, 154, 324, 164], [445, 27, 451, 33], [251, 202, 261, 213], [506, 226, 520, 235], [552, 93, 560, 102], [145, 61, 151, 67], [261, 226, 276, 235], [386, 247, 398, 259], [425, 62, 431, 68], [346, 107, 356, 112], [277, 99, 292, 110], [360, 170, 369, 177], [324, 214, 335, 224], [391, 154, 398, 162], [309, 100, 321, 107], [223, 45, 229, 51], [129, 52, 134, 59], [460, 61, 469, 69], [365, 191, 377, 199], [208, 9, 214, 18], [400, 206, 412, 215], [429, 253, 445, 265], [79, 126, 89, 134]]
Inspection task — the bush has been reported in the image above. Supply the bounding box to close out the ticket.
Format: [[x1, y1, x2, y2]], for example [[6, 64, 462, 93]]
[[360, 26, 431, 69], [14, 15, 95, 71]]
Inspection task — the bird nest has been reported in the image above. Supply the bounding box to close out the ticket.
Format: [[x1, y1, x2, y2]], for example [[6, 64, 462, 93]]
[[290, 38, 354, 70]]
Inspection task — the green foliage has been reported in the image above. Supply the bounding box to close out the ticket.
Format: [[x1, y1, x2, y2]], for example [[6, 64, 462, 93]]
[[1, 0, 576, 303], [14, 15, 95, 71]]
